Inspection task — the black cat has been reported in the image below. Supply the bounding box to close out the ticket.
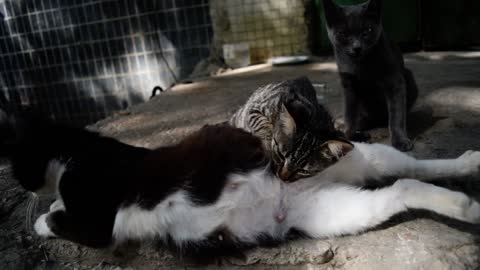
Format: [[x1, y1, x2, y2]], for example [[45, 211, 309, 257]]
[[1, 118, 267, 254], [322, 0, 418, 151]]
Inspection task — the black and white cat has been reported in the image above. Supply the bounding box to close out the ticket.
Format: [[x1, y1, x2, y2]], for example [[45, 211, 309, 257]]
[[323, 0, 419, 151], [2, 118, 480, 257]]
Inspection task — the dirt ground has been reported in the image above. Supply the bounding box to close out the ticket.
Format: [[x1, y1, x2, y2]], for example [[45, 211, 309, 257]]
[[1, 51, 480, 269]]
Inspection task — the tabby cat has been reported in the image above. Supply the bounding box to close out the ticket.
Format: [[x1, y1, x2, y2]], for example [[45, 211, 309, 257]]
[[230, 77, 343, 181]]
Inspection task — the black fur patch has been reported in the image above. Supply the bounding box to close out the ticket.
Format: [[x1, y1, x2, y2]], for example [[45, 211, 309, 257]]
[[128, 123, 268, 209]]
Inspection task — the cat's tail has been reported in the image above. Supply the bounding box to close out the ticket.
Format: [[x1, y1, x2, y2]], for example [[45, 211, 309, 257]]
[[0, 111, 112, 160], [0, 111, 70, 158], [1, 111, 151, 196]]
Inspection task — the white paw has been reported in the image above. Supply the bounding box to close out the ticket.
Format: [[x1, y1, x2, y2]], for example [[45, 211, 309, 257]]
[[457, 150, 480, 176], [49, 199, 65, 212], [437, 191, 480, 224], [460, 198, 480, 224], [395, 179, 480, 223], [33, 213, 56, 238]]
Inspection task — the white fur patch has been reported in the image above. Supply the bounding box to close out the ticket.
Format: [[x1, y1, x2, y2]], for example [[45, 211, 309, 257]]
[[34, 213, 56, 238], [112, 168, 284, 245], [317, 142, 379, 185], [49, 199, 65, 212], [394, 179, 480, 223], [338, 143, 480, 184], [36, 159, 67, 196], [287, 177, 480, 238], [287, 182, 406, 237]]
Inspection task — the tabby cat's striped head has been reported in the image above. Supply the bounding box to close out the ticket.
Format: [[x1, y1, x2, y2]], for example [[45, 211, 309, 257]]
[[271, 97, 353, 182]]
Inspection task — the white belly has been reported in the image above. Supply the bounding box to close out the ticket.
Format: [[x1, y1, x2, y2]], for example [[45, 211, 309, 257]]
[[112, 168, 285, 245]]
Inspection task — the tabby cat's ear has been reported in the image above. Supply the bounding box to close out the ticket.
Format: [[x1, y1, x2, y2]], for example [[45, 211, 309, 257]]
[[320, 140, 354, 160], [279, 104, 296, 137], [322, 0, 343, 26]]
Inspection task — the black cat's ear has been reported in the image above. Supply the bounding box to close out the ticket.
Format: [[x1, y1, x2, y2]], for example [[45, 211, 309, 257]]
[[320, 140, 354, 160], [322, 0, 343, 26], [279, 104, 296, 137], [365, 0, 382, 20]]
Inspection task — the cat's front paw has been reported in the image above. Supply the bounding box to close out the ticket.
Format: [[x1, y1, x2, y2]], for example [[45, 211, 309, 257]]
[[461, 198, 480, 224], [392, 137, 413, 152], [457, 150, 480, 176], [33, 213, 57, 238]]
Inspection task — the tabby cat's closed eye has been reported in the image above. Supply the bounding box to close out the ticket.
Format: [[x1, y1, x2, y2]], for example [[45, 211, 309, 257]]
[[229, 77, 338, 182], [296, 169, 313, 176], [272, 139, 285, 160]]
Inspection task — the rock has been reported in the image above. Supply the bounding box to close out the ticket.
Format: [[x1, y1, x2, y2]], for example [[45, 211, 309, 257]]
[[3, 251, 20, 262], [324, 220, 479, 270], [229, 240, 333, 266]]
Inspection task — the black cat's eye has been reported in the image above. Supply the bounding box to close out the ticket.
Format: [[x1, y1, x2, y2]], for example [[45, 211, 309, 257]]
[[363, 27, 373, 36]]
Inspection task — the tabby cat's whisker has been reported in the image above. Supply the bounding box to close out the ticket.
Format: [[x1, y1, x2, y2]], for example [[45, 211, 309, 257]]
[[25, 192, 38, 232]]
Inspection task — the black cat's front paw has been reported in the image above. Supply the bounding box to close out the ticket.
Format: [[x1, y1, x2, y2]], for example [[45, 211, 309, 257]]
[[33, 213, 57, 238], [346, 131, 371, 142], [392, 137, 414, 152]]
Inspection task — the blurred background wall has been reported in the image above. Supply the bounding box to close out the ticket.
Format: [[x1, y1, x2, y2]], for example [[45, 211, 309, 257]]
[[0, 0, 478, 126], [0, 0, 213, 125]]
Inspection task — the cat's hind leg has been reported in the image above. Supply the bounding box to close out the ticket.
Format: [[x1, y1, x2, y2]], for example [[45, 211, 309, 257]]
[[33, 200, 66, 238], [395, 179, 480, 223], [288, 179, 480, 239], [34, 210, 113, 248]]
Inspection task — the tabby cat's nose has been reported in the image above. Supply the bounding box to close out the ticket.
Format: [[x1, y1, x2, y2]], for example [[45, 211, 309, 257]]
[[279, 166, 292, 181]]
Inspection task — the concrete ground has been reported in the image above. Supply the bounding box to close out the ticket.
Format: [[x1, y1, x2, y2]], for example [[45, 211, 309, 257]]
[[1, 51, 480, 269]]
